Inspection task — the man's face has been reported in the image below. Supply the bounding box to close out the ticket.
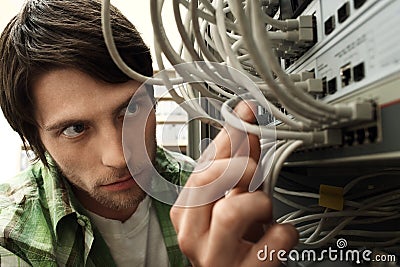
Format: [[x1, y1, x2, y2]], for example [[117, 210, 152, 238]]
[[32, 68, 156, 216]]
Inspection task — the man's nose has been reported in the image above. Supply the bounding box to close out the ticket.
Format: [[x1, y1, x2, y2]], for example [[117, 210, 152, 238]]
[[100, 125, 126, 169]]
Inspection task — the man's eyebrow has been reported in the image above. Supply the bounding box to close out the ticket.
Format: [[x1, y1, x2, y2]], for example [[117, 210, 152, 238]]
[[43, 119, 90, 132], [116, 97, 133, 114], [116, 90, 151, 113], [113, 92, 145, 115]]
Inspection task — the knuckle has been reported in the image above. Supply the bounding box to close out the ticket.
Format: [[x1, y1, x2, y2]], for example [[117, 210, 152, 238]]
[[212, 200, 238, 228], [271, 223, 299, 249], [235, 100, 257, 122], [190, 174, 210, 187], [186, 163, 220, 187], [169, 205, 180, 222], [177, 238, 191, 256], [201, 258, 214, 267], [176, 231, 195, 257], [169, 207, 182, 233], [255, 191, 272, 210]]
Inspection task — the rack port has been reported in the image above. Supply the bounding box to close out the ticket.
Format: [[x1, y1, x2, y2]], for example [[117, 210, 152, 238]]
[[322, 77, 327, 96], [356, 129, 366, 144], [327, 77, 337, 94], [353, 62, 365, 82], [367, 126, 378, 143], [340, 63, 352, 87], [324, 15, 335, 35], [354, 0, 367, 9], [343, 131, 355, 146], [308, 68, 316, 78], [338, 2, 350, 23]]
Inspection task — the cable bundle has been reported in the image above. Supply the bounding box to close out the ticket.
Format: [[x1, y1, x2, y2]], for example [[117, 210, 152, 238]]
[[101, 0, 374, 133], [276, 169, 400, 250]]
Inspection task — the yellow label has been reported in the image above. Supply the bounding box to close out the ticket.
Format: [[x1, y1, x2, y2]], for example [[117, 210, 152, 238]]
[[319, 184, 344, 211]]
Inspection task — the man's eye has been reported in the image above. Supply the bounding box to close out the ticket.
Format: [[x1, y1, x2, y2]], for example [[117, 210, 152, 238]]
[[62, 123, 86, 138], [121, 102, 140, 117]]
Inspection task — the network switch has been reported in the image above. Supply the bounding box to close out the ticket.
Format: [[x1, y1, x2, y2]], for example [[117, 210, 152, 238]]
[[283, 0, 400, 165]]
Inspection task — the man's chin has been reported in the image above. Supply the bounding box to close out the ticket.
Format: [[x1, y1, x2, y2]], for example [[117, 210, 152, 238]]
[[94, 186, 147, 211]]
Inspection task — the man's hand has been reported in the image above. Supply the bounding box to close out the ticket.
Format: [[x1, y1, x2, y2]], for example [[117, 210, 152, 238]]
[[170, 101, 298, 267]]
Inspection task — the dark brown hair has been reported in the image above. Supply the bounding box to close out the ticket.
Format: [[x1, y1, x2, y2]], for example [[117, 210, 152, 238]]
[[0, 0, 153, 166]]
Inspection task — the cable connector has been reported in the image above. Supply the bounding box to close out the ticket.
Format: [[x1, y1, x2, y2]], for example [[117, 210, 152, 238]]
[[282, 16, 313, 31], [300, 71, 315, 81], [311, 129, 343, 147], [289, 71, 314, 82], [298, 15, 313, 29], [295, 78, 323, 94], [298, 28, 314, 42], [335, 101, 375, 122]]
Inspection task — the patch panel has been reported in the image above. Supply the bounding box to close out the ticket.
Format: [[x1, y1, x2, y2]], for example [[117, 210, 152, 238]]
[[286, 73, 400, 165], [289, 0, 400, 102], [342, 122, 381, 147], [264, 1, 400, 263], [319, 0, 376, 40], [281, 0, 375, 68], [284, 0, 400, 165], [278, 15, 318, 63], [317, 61, 367, 95]]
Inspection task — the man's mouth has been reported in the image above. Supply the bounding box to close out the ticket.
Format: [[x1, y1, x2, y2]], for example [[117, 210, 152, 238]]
[[101, 175, 138, 192]]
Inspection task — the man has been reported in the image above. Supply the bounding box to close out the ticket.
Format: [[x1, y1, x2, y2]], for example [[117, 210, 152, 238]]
[[0, 0, 298, 266]]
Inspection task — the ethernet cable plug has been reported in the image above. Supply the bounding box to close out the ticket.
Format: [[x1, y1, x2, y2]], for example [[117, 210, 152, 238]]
[[295, 78, 323, 94], [280, 16, 313, 32], [270, 29, 313, 42], [298, 15, 313, 29], [335, 101, 375, 122], [277, 79, 321, 95], [299, 129, 342, 146], [284, 19, 300, 31], [299, 71, 315, 81], [298, 28, 314, 42], [288, 71, 314, 82], [313, 129, 343, 146]]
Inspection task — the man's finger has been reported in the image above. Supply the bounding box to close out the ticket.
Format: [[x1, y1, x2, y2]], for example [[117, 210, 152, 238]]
[[199, 100, 259, 162], [209, 190, 273, 242], [236, 131, 260, 162], [175, 157, 257, 206], [246, 223, 299, 267], [171, 156, 258, 242]]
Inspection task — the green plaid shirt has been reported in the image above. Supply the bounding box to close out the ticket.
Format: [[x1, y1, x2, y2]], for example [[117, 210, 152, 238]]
[[0, 148, 194, 267]]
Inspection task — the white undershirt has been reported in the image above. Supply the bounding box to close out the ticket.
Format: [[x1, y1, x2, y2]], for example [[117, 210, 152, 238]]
[[86, 196, 169, 267]]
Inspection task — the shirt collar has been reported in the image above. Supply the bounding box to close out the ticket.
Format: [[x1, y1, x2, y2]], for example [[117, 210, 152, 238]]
[[40, 155, 86, 240]]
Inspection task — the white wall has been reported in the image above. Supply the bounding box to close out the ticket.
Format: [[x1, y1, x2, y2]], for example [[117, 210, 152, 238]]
[[0, 0, 25, 180], [112, 0, 182, 69], [0, 0, 181, 180]]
